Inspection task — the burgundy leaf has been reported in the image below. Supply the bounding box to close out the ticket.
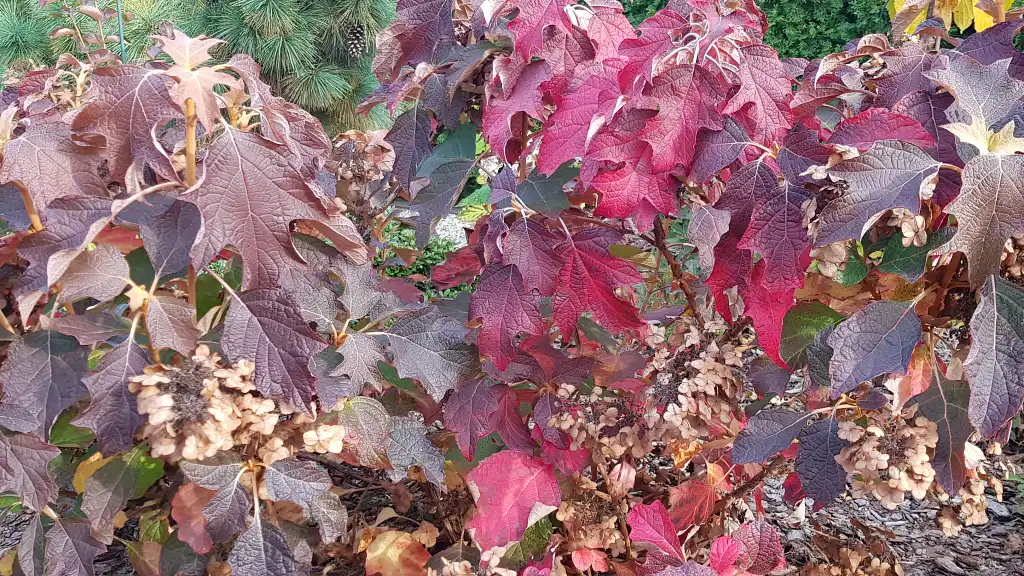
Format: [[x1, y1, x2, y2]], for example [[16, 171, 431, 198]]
[[443, 378, 499, 460], [492, 384, 535, 453], [465, 451, 561, 550], [687, 118, 752, 185], [44, 518, 106, 576], [0, 432, 59, 511], [72, 339, 149, 454], [827, 108, 935, 151], [388, 415, 445, 487], [638, 64, 727, 172], [145, 295, 199, 354], [431, 245, 483, 290], [794, 418, 848, 504], [722, 45, 794, 146], [372, 0, 455, 81], [470, 263, 545, 371], [732, 409, 812, 464], [0, 331, 87, 439], [738, 182, 810, 292], [913, 365, 972, 494], [873, 44, 941, 109], [827, 299, 922, 397]]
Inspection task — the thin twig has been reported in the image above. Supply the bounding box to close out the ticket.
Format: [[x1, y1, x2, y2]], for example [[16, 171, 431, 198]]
[[929, 252, 962, 318], [651, 216, 705, 330]]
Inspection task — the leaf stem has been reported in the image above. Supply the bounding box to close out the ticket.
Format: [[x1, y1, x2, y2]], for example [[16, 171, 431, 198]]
[[939, 162, 963, 174], [15, 182, 43, 232], [184, 98, 197, 187], [651, 216, 704, 331]]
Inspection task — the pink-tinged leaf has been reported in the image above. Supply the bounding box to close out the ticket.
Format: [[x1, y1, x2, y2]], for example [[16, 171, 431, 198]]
[[372, 0, 455, 81], [873, 44, 941, 109], [638, 64, 727, 171], [964, 276, 1024, 437], [0, 114, 106, 212], [709, 536, 743, 575], [590, 139, 678, 232], [687, 118, 752, 185], [187, 128, 328, 291], [738, 182, 811, 292], [744, 260, 795, 367], [537, 66, 620, 175], [493, 384, 535, 453], [777, 125, 831, 186], [469, 264, 544, 371], [827, 108, 934, 151], [170, 482, 215, 554], [150, 31, 241, 132], [790, 73, 861, 118], [536, 26, 597, 104], [667, 463, 729, 531], [532, 425, 591, 474], [483, 61, 550, 162], [827, 299, 922, 397], [466, 451, 562, 551], [571, 548, 610, 572], [627, 501, 683, 563], [502, 218, 565, 296], [781, 472, 805, 506], [221, 288, 326, 413], [733, 520, 785, 575], [617, 9, 689, 90], [506, 0, 573, 59], [552, 230, 645, 339], [431, 246, 483, 290], [721, 45, 794, 146], [443, 379, 499, 461], [71, 65, 181, 181], [705, 233, 752, 323], [817, 140, 940, 246], [583, 6, 634, 63]]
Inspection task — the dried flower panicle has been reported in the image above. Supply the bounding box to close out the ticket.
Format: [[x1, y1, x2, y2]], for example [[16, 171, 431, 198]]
[[838, 408, 939, 509], [132, 345, 312, 464]]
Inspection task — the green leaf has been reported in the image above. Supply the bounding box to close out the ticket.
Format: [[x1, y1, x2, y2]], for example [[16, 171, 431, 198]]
[[457, 184, 491, 207], [139, 511, 170, 544], [500, 517, 554, 569], [879, 227, 956, 281], [832, 243, 869, 286], [376, 361, 417, 391], [50, 408, 96, 448], [446, 432, 503, 468], [779, 302, 845, 369], [126, 247, 155, 288], [194, 272, 223, 320], [128, 444, 164, 498]]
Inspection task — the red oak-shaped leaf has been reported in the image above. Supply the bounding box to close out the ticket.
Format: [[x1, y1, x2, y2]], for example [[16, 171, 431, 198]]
[[716, 159, 776, 236], [150, 31, 240, 131], [590, 138, 678, 232], [913, 364, 972, 494], [534, 425, 590, 474], [738, 182, 811, 292], [964, 275, 1024, 437], [552, 230, 645, 339], [431, 246, 483, 290], [44, 517, 106, 576], [943, 154, 1024, 287], [827, 299, 922, 397], [705, 232, 752, 323], [732, 409, 812, 465], [222, 288, 325, 413], [372, 0, 455, 81], [733, 520, 785, 575], [502, 219, 565, 296], [722, 44, 794, 146], [536, 25, 597, 106], [638, 64, 727, 172], [466, 451, 561, 551], [955, 20, 1024, 66], [72, 338, 149, 454], [794, 418, 848, 504], [507, 0, 572, 59], [335, 256, 418, 323], [777, 125, 831, 186], [817, 140, 940, 246], [892, 90, 962, 205], [188, 128, 327, 290], [617, 9, 689, 90], [0, 114, 106, 212], [493, 384, 535, 453], [482, 61, 549, 163], [744, 260, 796, 367], [827, 108, 934, 151], [470, 263, 544, 371], [0, 331, 87, 439], [873, 44, 941, 109], [667, 463, 728, 531], [71, 65, 181, 181], [0, 432, 59, 512], [203, 477, 251, 542], [687, 117, 752, 185], [789, 73, 861, 119], [626, 501, 683, 563], [386, 306, 480, 400], [583, 5, 633, 63], [709, 536, 744, 575], [537, 66, 620, 175], [443, 378, 499, 461]]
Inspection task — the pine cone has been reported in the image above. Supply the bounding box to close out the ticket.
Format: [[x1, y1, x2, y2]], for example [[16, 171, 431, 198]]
[[346, 23, 366, 58]]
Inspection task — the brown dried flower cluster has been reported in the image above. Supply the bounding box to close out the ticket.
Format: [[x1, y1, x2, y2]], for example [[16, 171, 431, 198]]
[[838, 409, 939, 509], [132, 346, 315, 464]]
